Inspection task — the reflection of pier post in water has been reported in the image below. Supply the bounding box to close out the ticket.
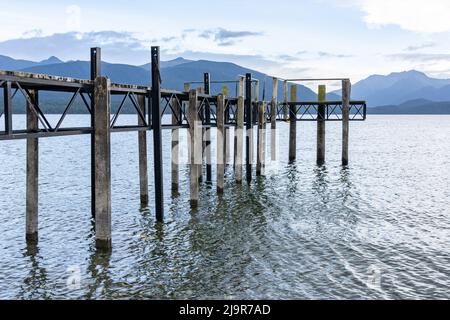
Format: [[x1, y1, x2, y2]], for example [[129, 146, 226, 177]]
[[19, 244, 49, 299], [0, 45, 366, 250]]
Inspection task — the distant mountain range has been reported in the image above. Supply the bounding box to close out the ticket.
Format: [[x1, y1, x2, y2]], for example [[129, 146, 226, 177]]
[[0, 54, 62, 70], [0, 54, 328, 101], [333, 70, 450, 110], [1, 54, 450, 114], [369, 99, 450, 114]]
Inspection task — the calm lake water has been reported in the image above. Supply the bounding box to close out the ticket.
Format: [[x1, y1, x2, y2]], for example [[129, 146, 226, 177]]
[[0, 115, 449, 299]]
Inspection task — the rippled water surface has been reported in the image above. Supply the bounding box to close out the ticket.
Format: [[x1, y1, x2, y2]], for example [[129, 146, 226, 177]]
[[0, 115, 449, 299]]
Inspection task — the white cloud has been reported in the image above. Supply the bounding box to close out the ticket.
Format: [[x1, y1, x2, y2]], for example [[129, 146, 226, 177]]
[[336, 0, 450, 33]]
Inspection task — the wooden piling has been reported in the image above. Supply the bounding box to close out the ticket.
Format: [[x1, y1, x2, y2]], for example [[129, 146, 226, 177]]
[[26, 90, 38, 243], [245, 73, 253, 184], [138, 95, 149, 207], [151, 47, 164, 221], [289, 85, 297, 163], [171, 96, 180, 192], [90, 47, 101, 219], [204, 73, 212, 183], [238, 76, 245, 96], [185, 83, 192, 164], [189, 89, 200, 207], [283, 80, 288, 121], [235, 96, 244, 184], [342, 80, 351, 166], [225, 117, 231, 167], [221, 86, 229, 168], [216, 94, 225, 193], [93, 76, 112, 249], [256, 101, 266, 176], [317, 85, 326, 166], [271, 77, 277, 161], [3, 81, 12, 135]]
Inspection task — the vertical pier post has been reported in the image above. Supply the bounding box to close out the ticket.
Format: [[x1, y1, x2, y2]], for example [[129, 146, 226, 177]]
[[93, 76, 112, 249], [317, 85, 326, 166], [151, 46, 164, 221], [189, 90, 200, 206], [138, 95, 149, 207], [253, 80, 260, 126], [289, 84, 297, 163], [256, 101, 266, 176], [3, 82, 12, 135], [171, 96, 180, 192], [234, 76, 244, 168], [283, 80, 288, 121], [216, 94, 225, 193], [271, 77, 277, 161], [204, 73, 212, 182], [235, 96, 244, 184], [342, 79, 351, 166], [254, 79, 260, 102], [90, 47, 101, 219], [197, 87, 205, 183], [184, 83, 191, 163], [26, 90, 38, 242], [238, 76, 245, 96], [245, 73, 253, 184], [222, 86, 229, 167]]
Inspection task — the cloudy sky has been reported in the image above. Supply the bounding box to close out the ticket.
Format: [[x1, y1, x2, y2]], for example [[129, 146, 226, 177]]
[[0, 0, 450, 83]]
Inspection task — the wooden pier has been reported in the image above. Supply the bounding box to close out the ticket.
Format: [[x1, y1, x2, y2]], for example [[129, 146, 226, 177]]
[[0, 47, 366, 250]]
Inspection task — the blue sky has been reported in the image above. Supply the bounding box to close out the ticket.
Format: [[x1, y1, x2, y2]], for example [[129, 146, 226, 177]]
[[0, 0, 450, 84]]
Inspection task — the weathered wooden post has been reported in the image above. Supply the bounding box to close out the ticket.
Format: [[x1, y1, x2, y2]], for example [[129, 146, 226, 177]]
[[171, 96, 180, 192], [196, 88, 205, 183], [256, 101, 266, 176], [271, 77, 277, 161], [93, 76, 112, 249], [253, 80, 260, 126], [235, 75, 245, 169], [204, 73, 212, 183], [189, 89, 201, 207], [220, 87, 230, 169], [222, 85, 229, 97], [26, 90, 38, 242], [283, 80, 288, 121], [3, 81, 12, 135], [138, 95, 149, 207], [254, 79, 260, 102], [245, 73, 253, 184], [238, 76, 245, 96], [90, 47, 101, 219], [342, 79, 351, 166], [289, 84, 297, 163], [216, 94, 225, 193], [235, 96, 244, 184], [184, 82, 191, 163], [317, 85, 326, 166], [151, 46, 164, 221]]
